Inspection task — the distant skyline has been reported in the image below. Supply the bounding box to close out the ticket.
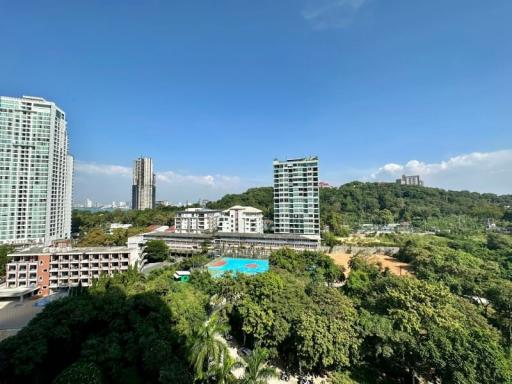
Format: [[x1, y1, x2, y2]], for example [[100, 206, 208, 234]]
[[2, 0, 512, 202]]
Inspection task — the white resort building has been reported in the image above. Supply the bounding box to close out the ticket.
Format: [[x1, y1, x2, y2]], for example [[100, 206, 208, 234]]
[[175, 208, 222, 233], [218, 205, 264, 234]]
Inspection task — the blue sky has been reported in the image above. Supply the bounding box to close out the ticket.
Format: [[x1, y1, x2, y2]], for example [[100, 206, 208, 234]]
[[2, 0, 512, 203]]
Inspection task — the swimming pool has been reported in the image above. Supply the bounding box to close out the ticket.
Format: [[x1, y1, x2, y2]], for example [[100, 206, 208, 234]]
[[207, 257, 269, 277]]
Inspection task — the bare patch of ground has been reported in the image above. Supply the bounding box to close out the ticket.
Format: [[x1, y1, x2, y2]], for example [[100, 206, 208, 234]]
[[329, 251, 413, 277]]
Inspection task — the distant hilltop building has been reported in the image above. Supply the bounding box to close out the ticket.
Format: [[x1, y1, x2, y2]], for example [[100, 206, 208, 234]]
[[319, 181, 332, 189], [273, 157, 320, 237], [396, 174, 424, 186], [132, 157, 155, 210], [0, 96, 73, 246]]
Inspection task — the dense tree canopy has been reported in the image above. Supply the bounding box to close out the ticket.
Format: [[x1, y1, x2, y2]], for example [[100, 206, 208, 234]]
[[72, 206, 184, 236], [206, 187, 274, 218], [345, 260, 511, 383], [2, 238, 512, 383], [143, 239, 170, 262]]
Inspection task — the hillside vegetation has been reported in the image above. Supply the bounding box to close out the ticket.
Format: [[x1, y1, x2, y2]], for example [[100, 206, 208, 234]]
[[207, 182, 512, 230]]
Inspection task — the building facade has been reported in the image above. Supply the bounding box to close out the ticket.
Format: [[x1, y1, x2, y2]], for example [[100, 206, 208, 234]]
[[175, 208, 221, 233], [6, 246, 140, 296], [0, 96, 73, 246], [273, 157, 320, 237], [132, 157, 155, 210], [396, 174, 424, 186], [218, 205, 264, 233], [142, 231, 320, 257]]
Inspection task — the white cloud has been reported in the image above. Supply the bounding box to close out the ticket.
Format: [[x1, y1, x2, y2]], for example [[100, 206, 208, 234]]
[[156, 171, 240, 188], [73, 161, 249, 204], [302, 0, 367, 29], [74, 161, 131, 176], [371, 149, 512, 194]]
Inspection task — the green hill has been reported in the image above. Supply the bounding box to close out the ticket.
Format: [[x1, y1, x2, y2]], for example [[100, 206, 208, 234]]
[[207, 182, 512, 229]]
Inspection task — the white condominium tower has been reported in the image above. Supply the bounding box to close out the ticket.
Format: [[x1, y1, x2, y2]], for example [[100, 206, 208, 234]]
[[0, 96, 73, 245], [132, 157, 155, 210], [273, 157, 320, 237]]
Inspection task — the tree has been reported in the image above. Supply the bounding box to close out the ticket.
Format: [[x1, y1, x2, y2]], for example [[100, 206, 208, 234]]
[[212, 354, 243, 384], [188, 314, 228, 381], [0, 285, 191, 384], [53, 361, 103, 384], [78, 228, 112, 246], [322, 231, 340, 252], [487, 281, 512, 351], [239, 348, 276, 384], [487, 233, 512, 250], [0, 244, 15, 277], [143, 240, 169, 262], [293, 287, 360, 373], [348, 269, 512, 384]]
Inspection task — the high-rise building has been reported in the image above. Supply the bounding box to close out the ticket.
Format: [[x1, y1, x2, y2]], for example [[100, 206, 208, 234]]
[[0, 96, 73, 246], [396, 174, 424, 186], [132, 157, 155, 210], [273, 157, 320, 237]]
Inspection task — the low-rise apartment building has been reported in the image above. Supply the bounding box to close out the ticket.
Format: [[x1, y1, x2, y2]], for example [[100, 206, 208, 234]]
[[214, 232, 320, 257], [144, 232, 212, 255], [175, 206, 264, 234], [218, 206, 264, 234], [142, 231, 320, 257], [175, 208, 221, 233], [6, 246, 140, 296]]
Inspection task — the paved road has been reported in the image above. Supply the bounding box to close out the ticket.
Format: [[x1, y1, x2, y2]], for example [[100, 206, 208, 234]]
[[141, 261, 173, 275], [0, 300, 43, 331], [0, 292, 68, 341]]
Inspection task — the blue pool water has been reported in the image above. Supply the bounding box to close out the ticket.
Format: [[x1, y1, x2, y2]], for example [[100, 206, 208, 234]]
[[207, 257, 269, 277]]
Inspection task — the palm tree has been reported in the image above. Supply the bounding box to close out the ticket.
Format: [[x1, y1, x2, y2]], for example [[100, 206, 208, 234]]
[[240, 348, 277, 384], [213, 353, 244, 384], [188, 314, 228, 381]]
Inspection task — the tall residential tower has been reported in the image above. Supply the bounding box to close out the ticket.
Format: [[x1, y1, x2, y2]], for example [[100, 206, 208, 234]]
[[273, 157, 320, 237], [0, 96, 73, 245], [132, 157, 155, 210]]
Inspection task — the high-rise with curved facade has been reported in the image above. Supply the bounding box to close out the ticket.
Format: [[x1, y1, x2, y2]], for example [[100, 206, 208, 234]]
[[0, 96, 73, 245]]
